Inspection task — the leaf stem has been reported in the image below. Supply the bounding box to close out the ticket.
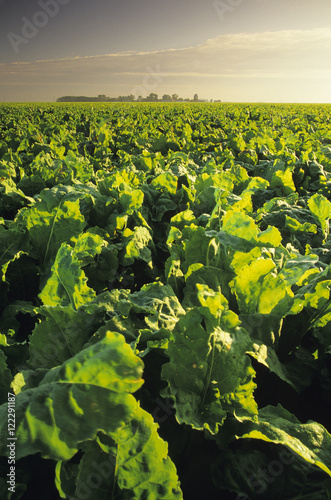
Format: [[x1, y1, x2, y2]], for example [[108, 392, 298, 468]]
[[201, 330, 216, 408]]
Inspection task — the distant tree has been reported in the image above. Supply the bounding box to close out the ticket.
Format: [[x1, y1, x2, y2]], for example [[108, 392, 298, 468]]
[[146, 93, 158, 101], [56, 92, 213, 103], [118, 94, 135, 102]]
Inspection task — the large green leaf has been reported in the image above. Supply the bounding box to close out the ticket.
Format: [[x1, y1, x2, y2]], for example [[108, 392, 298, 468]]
[[120, 226, 154, 266], [56, 406, 183, 499], [183, 264, 234, 307], [90, 283, 185, 355], [161, 287, 257, 433], [231, 258, 293, 315], [28, 301, 108, 369], [308, 193, 331, 238], [0, 332, 144, 461], [16, 186, 86, 263], [212, 445, 331, 499], [237, 404, 331, 477], [221, 210, 259, 242], [279, 253, 319, 285], [150, 172, 178, 194], [110, 406, 182, 499], [124, 282, 185, 331], [0, 227, 28, 281], [39, 242, 97, 309]]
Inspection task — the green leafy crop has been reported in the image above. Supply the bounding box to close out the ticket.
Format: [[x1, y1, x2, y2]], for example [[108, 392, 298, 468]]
[[0, 102, 331, 499]]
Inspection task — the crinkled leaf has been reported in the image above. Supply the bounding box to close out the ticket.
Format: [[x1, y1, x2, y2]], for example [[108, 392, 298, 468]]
[[181, 225, 214, 272], [71, 232, 105, 264], [0, 332, 144, 460], [290, 277, 331, 316], [222, 211, 259, 242], [16, 187, 86, 263], [106, 406, 182, 499], [308, 193, 331, 236], [256, 225, 282, 247], [161, 304, 257, 434], [237, 404, 331, 477], [279, 253, 319, 285], [270, 169, 296, 195], [28, 302, 107, 369], [183, 265, 233, 307], [56, 403, 183, 500], [120, 226, 154, 266], [124, 282, 185, 331], [151, 172, 178, 194], [0, 227, 28, 281], [232, 258, 293, 315], [212, 445, 331, 499], [39, 243, 96, 309], [285, 215, 318, 234]]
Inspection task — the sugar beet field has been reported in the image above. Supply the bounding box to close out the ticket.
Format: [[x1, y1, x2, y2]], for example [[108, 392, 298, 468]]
[[0, 102, 331, 499]]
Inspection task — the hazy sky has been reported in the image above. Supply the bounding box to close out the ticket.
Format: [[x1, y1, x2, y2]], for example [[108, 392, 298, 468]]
[[1, 0, 331, 102]]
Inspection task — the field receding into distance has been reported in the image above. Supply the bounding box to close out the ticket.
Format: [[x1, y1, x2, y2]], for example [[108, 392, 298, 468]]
[[1, 102, 331, 499]]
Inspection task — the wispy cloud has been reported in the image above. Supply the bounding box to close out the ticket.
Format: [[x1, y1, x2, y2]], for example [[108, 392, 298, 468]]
[[1, 28, 331, 101]]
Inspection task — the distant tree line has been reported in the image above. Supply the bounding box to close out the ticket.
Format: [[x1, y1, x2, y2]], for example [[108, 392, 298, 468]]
[[56, 93, 220, 103]]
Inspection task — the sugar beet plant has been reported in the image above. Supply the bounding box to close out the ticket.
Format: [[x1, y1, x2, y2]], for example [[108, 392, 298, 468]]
[[0, 102, 331, 499]]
